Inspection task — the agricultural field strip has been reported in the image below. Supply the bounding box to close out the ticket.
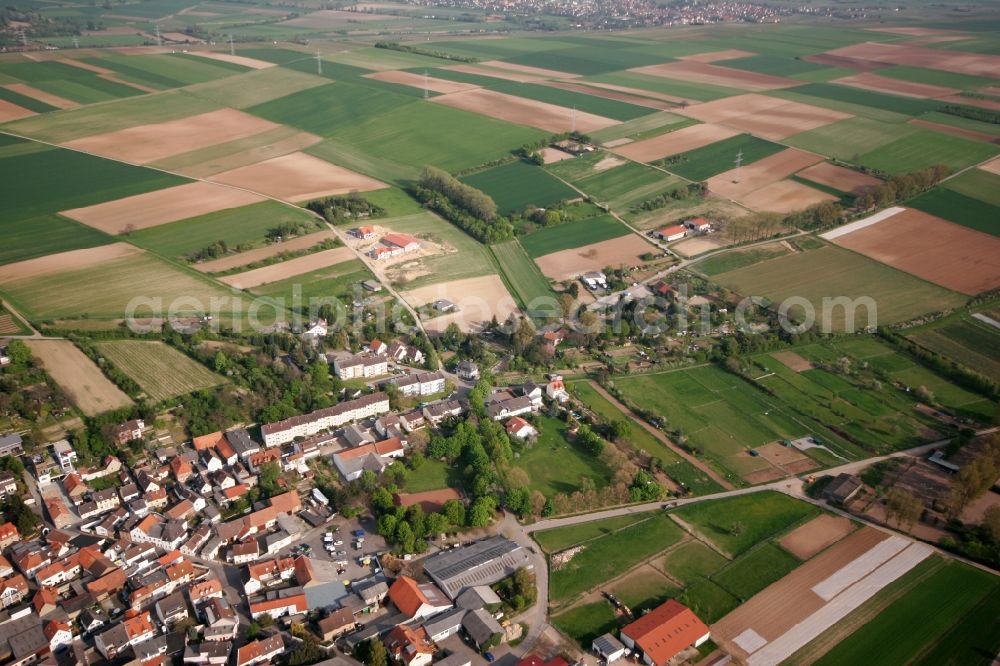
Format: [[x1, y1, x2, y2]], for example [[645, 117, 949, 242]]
[[820, 206, 905, 240], [810, 536, 909, 601], [972, 312, 1000, 330], [746, 542, 933, 666]]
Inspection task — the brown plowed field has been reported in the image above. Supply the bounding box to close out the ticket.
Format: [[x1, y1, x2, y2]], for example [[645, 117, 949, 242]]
[[208, 151, 388, 202], [402, 275, 519, 333], [220, 246, 356, 289], [708, 148, 824, 200], [712, 527, 888, 659], [480, 60, 578, 79], [796, 162, 882, 193], [771, 350, 814, 372], [612, 123, 738, 162], [680, 49, 757, 62], [779, 515, 855, 561], [0, 243, 141, 283], [834, 72, 958, 98], [821, 41, 1000, 77], [630, 61, 799, 91], [4, 83, 78, 109], [195, 231, 338, 273], [168, 129, 323, 178], [535, 235, 656, 281], [61, 182, 265, 234], [430, 88, 618, 133], [189, 51, 275, 69], [0, 99, 35, 122], [678, 94, 851, 140], [26, 339, 133, 416], [740, 180, 837, 213], [542, 80, 673, 110], [580, 81, 692, 105], [833, 208, 1000, 295], [63, 108, 281, 164], [365, 70, 480, 94]]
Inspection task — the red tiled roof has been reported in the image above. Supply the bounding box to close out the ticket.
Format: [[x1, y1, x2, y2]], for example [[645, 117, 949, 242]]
[[383, 233, 420, 248], [388, 576, 427, 617], [621, 600, 709, 666], [193, 431, 225, 450], [657, 224, 686, 236]]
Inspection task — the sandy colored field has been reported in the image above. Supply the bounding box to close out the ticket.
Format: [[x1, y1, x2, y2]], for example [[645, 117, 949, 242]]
[[780, 515, 855, 561], [832, 208, 1000, 295], [713, 527, 888, 657], [0, 99, 35, 122], [612, 123, 738, 162], [772, 350, 814, 372], [602, 138, 633, 148], [63, 109, 281, 164], [581, 81, 692, 105], [593, 156, 624, 171], [402, 275, 519, 333], [61, 182, 265, 234], [480, 60, 578, 79], [281, 9, 400, 26], [708, 148, 824, 199], [189, 51, 275, 69], [58, 57, 113, 75], [365, 70, 480, 94], [796, 162, 882, 193], [821, 41, 1000, 77], [867, 26, 962, 36], [0, 243, 141, 283], [908, 118, 999, 145], [680, 49, 757, 62], [444, 63, 549, 84], [834, 72, 958, 98], [981, 156, 1000, 175], [535, 235, 656, 281], [166, 129, 323, 179], [4, 83, 77, 109], [539, 147, 576, 164], [220, 246, 356, 289], [430, 88, 618, 133], [630, 61, 799, 91], [740, 179, 836, 214], [208, 151, 388, 202], [981, 86, 1000, 96], [542, 81, 674, 110], [678, 94, 851, 141], [25, 339, 133, 416], [671, 234, 726, 258], [195, 230, 337, 273], [755, 441, 814, 469]]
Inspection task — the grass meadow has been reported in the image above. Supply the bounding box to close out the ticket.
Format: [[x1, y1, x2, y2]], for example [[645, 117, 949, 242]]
[[462, 160, 578, 215], [509, 414, 614, 498], [521, 214, 630, 257], [662, 133, 785, 181], [490, 240, 555, 310], [906, 316, 1000, 383]]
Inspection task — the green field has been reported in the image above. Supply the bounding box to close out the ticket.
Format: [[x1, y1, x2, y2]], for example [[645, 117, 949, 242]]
[[402, 458, 461, 493], [858, 129, 998, 174], [490, 240, 555, 311], [609, 569, 681, 613], [461, 160, 578, 215], [0, 251, 237, 321], [80, 53, 248, 90], [249, 259, 372, 311], [520, 214, 631, 258], [0, 87, 57, 113], [876, 65, 999, 91], [711, 541, 800, 601], [185, 67, 328, 109], [569, 381, 724, 495], [663, 134, 785, 180], [711, 244, 967, 329], [675, 491, 818, 556], [662, 540, 729, 584], [585, 71, 744, 102], [93, 340, 225, 401], [130, 201, 321, 259], [785, 82, 940, 116], [941, 168, 1000, 207], [785, 116, 919, 161], [552, 603, 618, 648], [907, 316, 1000, 383], [589, 111, 696, 144], [510, 414, 614, 498], [545, 151, 686, 212], [547, 512, 685, 605], [0, 57, 144, 104], [908, 186, 1000, 237], [678, 578, 740, 624], [812, 561, 1000, 666], [696, 243, 792, 276], [534, 513, 650, 553], [723, 54, 832, 77]]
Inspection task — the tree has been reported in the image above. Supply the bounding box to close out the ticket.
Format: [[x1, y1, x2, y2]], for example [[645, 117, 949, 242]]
[[356, 637, 389, 666], [395, 521, 415, 553], [4, 341, 30, 366], [246, 622, 262, 640], [982, 505, 1000, 542], [468, 496, 496, 527], [884, 488, 922, 529], [213, 352, 228, 374], [258, 461, 282, 498], [610, 419, 631, 442], [442, 499, 465, 526], [558, 293, 575, 322]]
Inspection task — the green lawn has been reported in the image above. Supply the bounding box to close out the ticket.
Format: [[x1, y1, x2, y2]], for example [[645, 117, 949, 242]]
[[712, 542, 800, 601], [674, 491, 818, 556], [662, 540, 728, 584], [696, 244, 792, 276], [813, 561, 1000, 666], [462, 160, 578, 215], [402, 458, 462, 493], [907, 316, 1000, 383], [548, 512, 685, 604], [130, 201, 322, 259], [610, 569, 681, 613], [678, 578, 740, 623], [552, 603, 619, 647], [520, 214, 630, 258], [569, 381, 724, 495], [662, 134, 786, 181], [511, 414, 613, 498], [534, 513, 651, 553]]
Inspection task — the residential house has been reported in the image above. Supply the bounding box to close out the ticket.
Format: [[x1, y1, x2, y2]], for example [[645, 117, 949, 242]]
[[332, 353, 389, 380], [393, 371, 446, 398], [333, 437, 406, 481], [456, 360, 479, 381], [110, 419, 145, 446], [0, 434, 22, 457], [95, 610, 157, 660], [0, 574, 27, 608], [823, 473, 863, 505], [232, 540, 260, 565], [546, 377, 569, 403], [384, 625, 434, 666], [581, 271, 607, 290], [184, 640, 231, 665], [155, 591, 189, 627], [0, 472, 17, 498], [260, 393, 391, 447], [368, 339, 387, 355], [653, 225, 687, 242], [619, 600, 709, 666], [505, 416, 537, 440], [422, 400, 464, 426], [486, 395, 534, 421], [319, 607, 357, 642], [52, 439, 77, 474], [388, 576, 452, 621], [684, 217, 712, 232], [0, 523, 19, 549], [463, 608, 503, 650], [235, 635, 283, 666], [249, 592, 307, 619]]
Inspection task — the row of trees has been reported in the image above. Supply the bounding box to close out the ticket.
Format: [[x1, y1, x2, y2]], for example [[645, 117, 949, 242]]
[[418, 166, 498, 222], [305, 194, 387, 224], [631, 182, 707, 213], [853, 165, 951, 209], [940, 104, 1000, 125]]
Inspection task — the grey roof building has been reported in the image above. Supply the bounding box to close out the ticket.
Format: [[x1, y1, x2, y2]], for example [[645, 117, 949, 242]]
[[462, 608, 503, 648], [456, 585, 502, 610], [422, 607, 466, 642], [423, 535, 532, 599]]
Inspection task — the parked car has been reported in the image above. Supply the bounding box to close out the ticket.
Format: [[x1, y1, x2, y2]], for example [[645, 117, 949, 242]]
[[352, 529, 365, 537], [484, 653, 496, 662]]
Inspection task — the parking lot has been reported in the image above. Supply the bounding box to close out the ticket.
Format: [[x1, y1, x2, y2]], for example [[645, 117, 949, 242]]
[[280, 513, 389, 583]]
